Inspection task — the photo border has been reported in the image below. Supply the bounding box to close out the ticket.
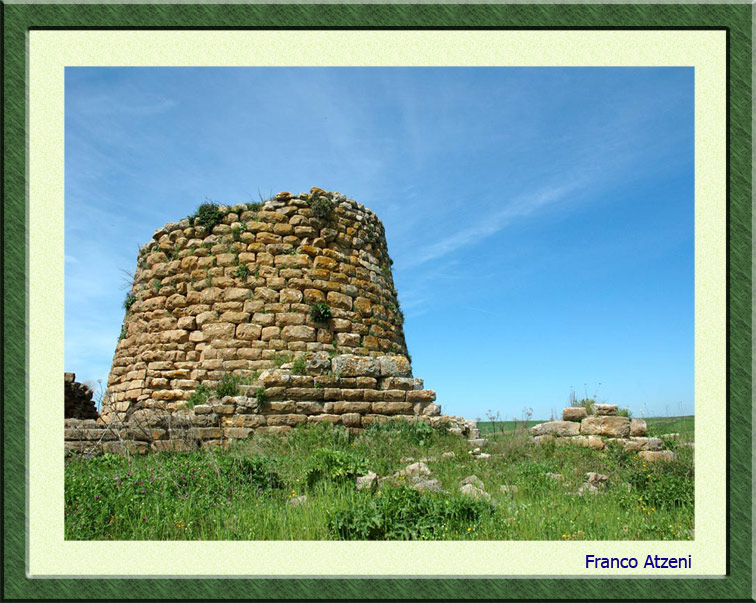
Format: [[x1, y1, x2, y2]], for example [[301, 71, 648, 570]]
[[3, 2, 752, 599]]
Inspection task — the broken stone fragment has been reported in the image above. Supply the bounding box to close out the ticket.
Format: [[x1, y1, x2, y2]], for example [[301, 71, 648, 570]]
[[459, 483, 490, 500], [638, 450, 677, 463], [355, 471, 379, 492], [411, 478, 443, 493], [585, 472, 609, 486], [460, 475, 485, 490], [630, 418, 648, 436], [577, 483, 600, 496], [530, 421, 580, 437], [402, 461, 431, 478], [467, 438, 488, 447], [628, 436, 663, 451]]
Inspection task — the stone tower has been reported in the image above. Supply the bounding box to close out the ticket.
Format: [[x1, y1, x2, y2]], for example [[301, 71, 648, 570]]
[[99, 188, 440, 431]]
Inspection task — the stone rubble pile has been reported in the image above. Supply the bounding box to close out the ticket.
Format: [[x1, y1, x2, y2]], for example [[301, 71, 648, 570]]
[[64, 373, 99, 420], [529, 404, 677, 461]]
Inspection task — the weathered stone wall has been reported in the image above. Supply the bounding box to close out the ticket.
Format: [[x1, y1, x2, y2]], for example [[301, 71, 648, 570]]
[[64, 412, 479, 457], [64, 373, 99, 420], [101, 188, 421, 426], [529, 405, 677, 461]]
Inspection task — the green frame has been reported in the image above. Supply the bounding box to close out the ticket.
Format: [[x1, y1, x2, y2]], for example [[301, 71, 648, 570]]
[[3, 2, 752, 599]]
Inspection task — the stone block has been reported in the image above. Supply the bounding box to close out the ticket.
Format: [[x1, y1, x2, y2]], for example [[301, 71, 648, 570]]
[[129, 408, 171, 429], [268, 400, 296, 413], [303, 289, 326, 304], [236, 323, 262, 340], [594, 404, 618, 416], [281, 325, 316, 342], [422, 403, 441, 417], [380, 377, 422, 391], [372, 402, 413, 415], [288, 387, 323, 400], [307, 414, 341, 424], [314, 256, 339, 271], [638, 450, 677, 463], [276, 312, 306, 327], [580, 416, 630, 437], [335, 332, 360, 347], [341, 413, 362, 427], [332, 355, 380, 377], [378, 355, 412, 377], [630, 418, 648, 436], [362, 389, 384, 402], [562, 407, 588, 421], [255, 425, 293, 434], [530, 421, 580, 437], [224, 427, 253, 439], [237, 415, 267, 428], [629, 436, 664, 451], [177, 316, 196, 330], [266, 414, 307, 427], [201, 322, 236, 339], [341, 389, 364, 402], [381, 389, 406, 402], [330, 401, 372, 414], [406, 390, 436, 403], [261, 326, 280, 340], [296, 401, 324, 415], [196, 427, 221, 439], [220, 311, 250, 324]]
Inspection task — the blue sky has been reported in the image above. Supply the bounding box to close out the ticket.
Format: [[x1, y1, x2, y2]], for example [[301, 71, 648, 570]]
[[65, 67, 694, 420]]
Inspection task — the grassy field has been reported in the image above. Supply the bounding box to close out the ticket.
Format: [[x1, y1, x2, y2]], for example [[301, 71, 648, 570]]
[[65, 419, 694, 541]]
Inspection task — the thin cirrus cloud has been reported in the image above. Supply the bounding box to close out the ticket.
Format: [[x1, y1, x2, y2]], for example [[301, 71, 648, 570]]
[[403, 179, 585, 269]]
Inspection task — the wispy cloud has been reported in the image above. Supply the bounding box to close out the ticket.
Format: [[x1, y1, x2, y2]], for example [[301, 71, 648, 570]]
[[403, 179, 584, 268]]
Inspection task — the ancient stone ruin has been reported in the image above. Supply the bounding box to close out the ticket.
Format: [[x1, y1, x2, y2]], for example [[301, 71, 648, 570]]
[[65, 188, 477, 455], [64, 373, 99, 420], [530, 404, 677, 462]]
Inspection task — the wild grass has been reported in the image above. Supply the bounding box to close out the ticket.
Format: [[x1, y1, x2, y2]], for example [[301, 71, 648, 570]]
[[65, 419, 694, 541]]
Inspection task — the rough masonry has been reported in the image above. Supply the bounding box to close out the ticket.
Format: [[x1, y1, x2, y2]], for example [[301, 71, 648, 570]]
[[66, 188, 478, 455]]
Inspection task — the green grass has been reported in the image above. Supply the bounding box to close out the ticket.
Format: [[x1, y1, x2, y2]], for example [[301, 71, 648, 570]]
[[644, 416, 694, 440], [476, 420, 542, 436], [65, 419, 694, 541]]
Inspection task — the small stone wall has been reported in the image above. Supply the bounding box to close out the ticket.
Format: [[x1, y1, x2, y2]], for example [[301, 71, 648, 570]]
[[530, 404, 677, 461], [64, 373, 99, 420], [65, 354, 476, 456]]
